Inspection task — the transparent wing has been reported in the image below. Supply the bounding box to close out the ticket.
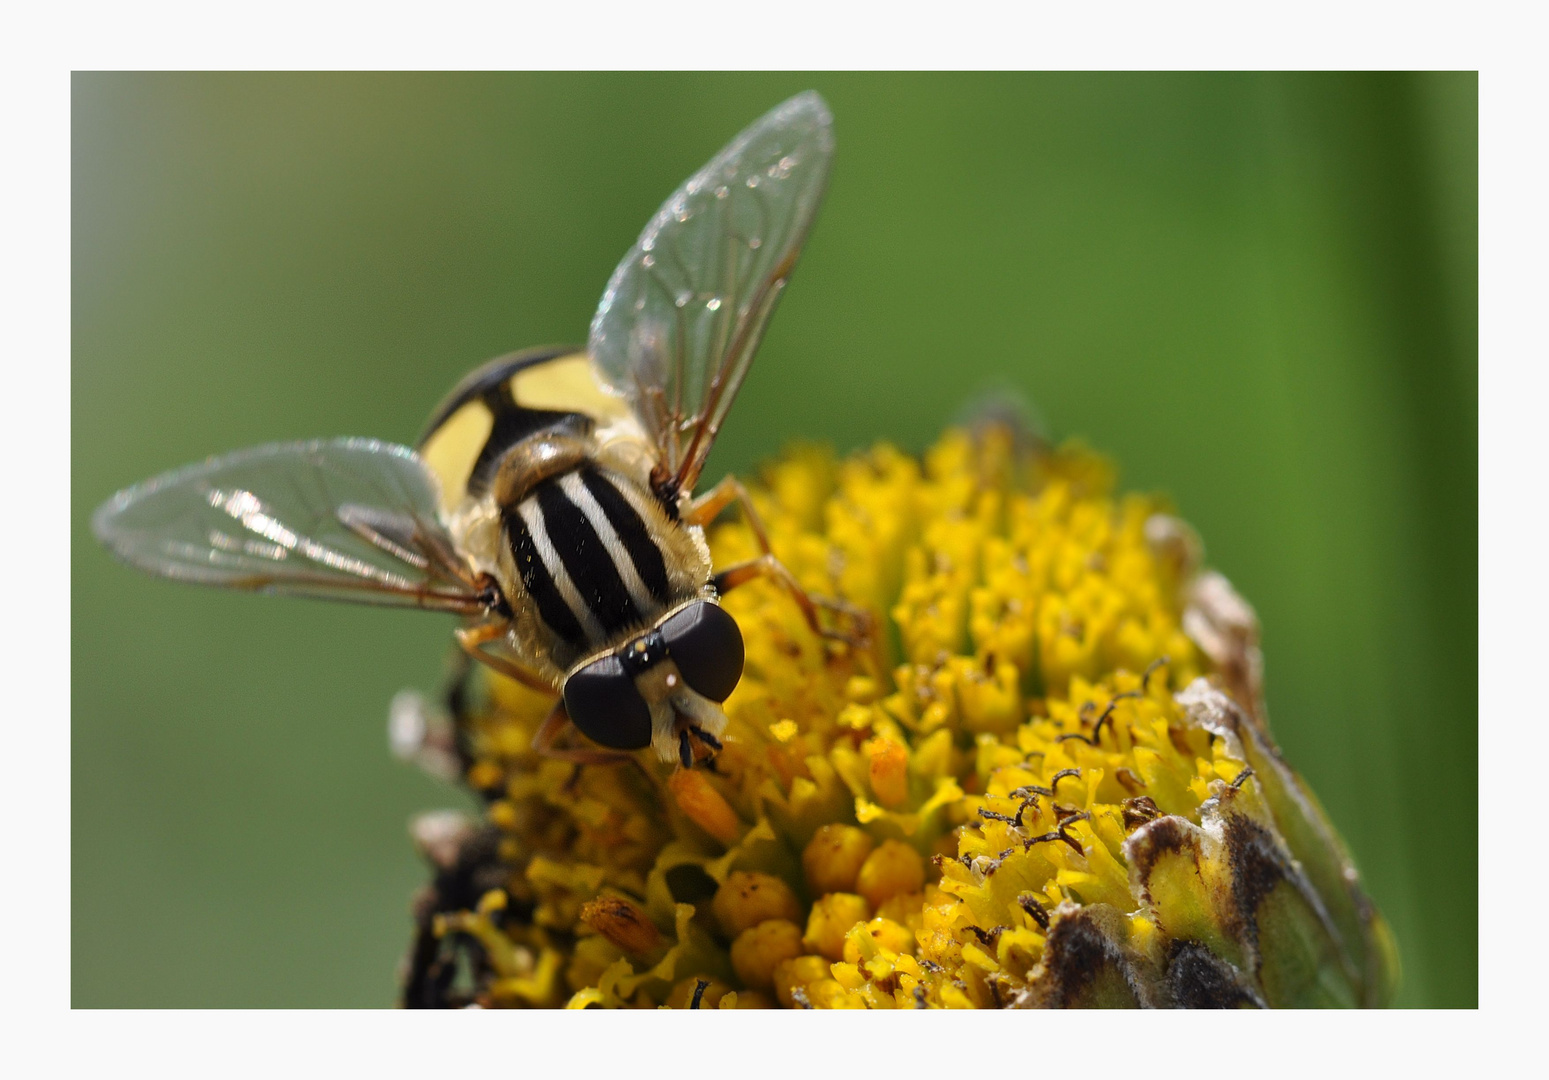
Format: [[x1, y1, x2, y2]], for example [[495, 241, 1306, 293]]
[[588, 90, 834, 496], [92, 438, 488, 614]]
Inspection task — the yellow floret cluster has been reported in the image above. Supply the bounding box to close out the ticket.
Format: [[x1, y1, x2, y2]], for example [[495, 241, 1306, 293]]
[[400, 427, 1395, 1009]]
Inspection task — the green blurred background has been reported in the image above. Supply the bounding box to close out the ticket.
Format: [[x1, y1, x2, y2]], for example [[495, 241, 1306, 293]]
[[72, 73, 1476, 1008]]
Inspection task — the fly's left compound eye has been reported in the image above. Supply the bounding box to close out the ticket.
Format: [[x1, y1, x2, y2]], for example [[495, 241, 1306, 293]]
[[563, 654, 653, 750], [659, 601, 744, 702]]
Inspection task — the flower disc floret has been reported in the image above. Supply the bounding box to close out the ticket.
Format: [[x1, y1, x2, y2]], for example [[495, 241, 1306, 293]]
[[399, 427, 1397, 1010]]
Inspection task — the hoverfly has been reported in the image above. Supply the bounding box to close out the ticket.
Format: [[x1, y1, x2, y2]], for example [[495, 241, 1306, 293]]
[[93, 91, 858, 769]]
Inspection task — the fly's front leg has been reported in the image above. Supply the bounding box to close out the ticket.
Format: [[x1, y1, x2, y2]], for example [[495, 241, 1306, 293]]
[[455, 621, 556, 696], [532, 700, 647, 771], [691, 475, 874, 647], [462, 624, 644, 776]]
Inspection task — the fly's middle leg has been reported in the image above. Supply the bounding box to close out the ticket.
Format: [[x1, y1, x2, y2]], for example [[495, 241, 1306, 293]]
[[689, 475, 874, 648], [455, 621, 557, 696]]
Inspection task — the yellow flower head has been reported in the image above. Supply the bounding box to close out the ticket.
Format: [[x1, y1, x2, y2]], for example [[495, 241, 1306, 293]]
[[399, 426, 1397, 1009]]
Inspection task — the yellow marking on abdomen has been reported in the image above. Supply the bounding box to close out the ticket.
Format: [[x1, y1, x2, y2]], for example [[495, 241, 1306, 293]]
[[419, 400, 494, 515], [510, 353, 630, 419]]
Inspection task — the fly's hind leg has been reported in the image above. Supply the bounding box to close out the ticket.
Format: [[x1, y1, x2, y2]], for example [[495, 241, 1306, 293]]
[[689, 475, 875, 648]]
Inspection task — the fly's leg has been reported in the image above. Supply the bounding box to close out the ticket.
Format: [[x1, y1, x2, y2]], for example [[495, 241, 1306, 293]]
[[712, 555, 826, 639], [455, 621, 556, 696], [675, 726, 725, 770], [462, 625, 645, 776], [713, 554, 874, 647], [690, 475, 874, 647], [532, 700, 648, 771], [683, 475, 773, 550]]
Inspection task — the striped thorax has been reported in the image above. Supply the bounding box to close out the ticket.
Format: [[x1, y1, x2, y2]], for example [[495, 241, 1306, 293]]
[[501, 461, 710, 664], [417, 349, 733, 763]]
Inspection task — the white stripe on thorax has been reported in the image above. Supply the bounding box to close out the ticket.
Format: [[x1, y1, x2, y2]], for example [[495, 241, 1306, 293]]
[[516, 496, 606, 645], [557, 471, 659, 618], [607, 473, 675, 543]]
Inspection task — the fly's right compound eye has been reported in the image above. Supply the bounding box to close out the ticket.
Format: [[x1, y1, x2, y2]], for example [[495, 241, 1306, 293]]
[[563, 654, 652, 750], [659, 601, 744, 703]]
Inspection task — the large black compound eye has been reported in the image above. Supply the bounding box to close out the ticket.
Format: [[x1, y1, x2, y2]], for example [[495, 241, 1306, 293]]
[[563, 655, 652, 750], [659, 601, 744, 702]]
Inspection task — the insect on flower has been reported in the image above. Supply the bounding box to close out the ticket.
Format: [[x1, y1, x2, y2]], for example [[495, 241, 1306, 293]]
[[93, 91, 864, 769]]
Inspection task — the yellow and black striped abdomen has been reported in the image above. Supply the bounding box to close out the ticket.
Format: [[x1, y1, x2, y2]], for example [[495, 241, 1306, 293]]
[[417, 347, 632, 517]]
